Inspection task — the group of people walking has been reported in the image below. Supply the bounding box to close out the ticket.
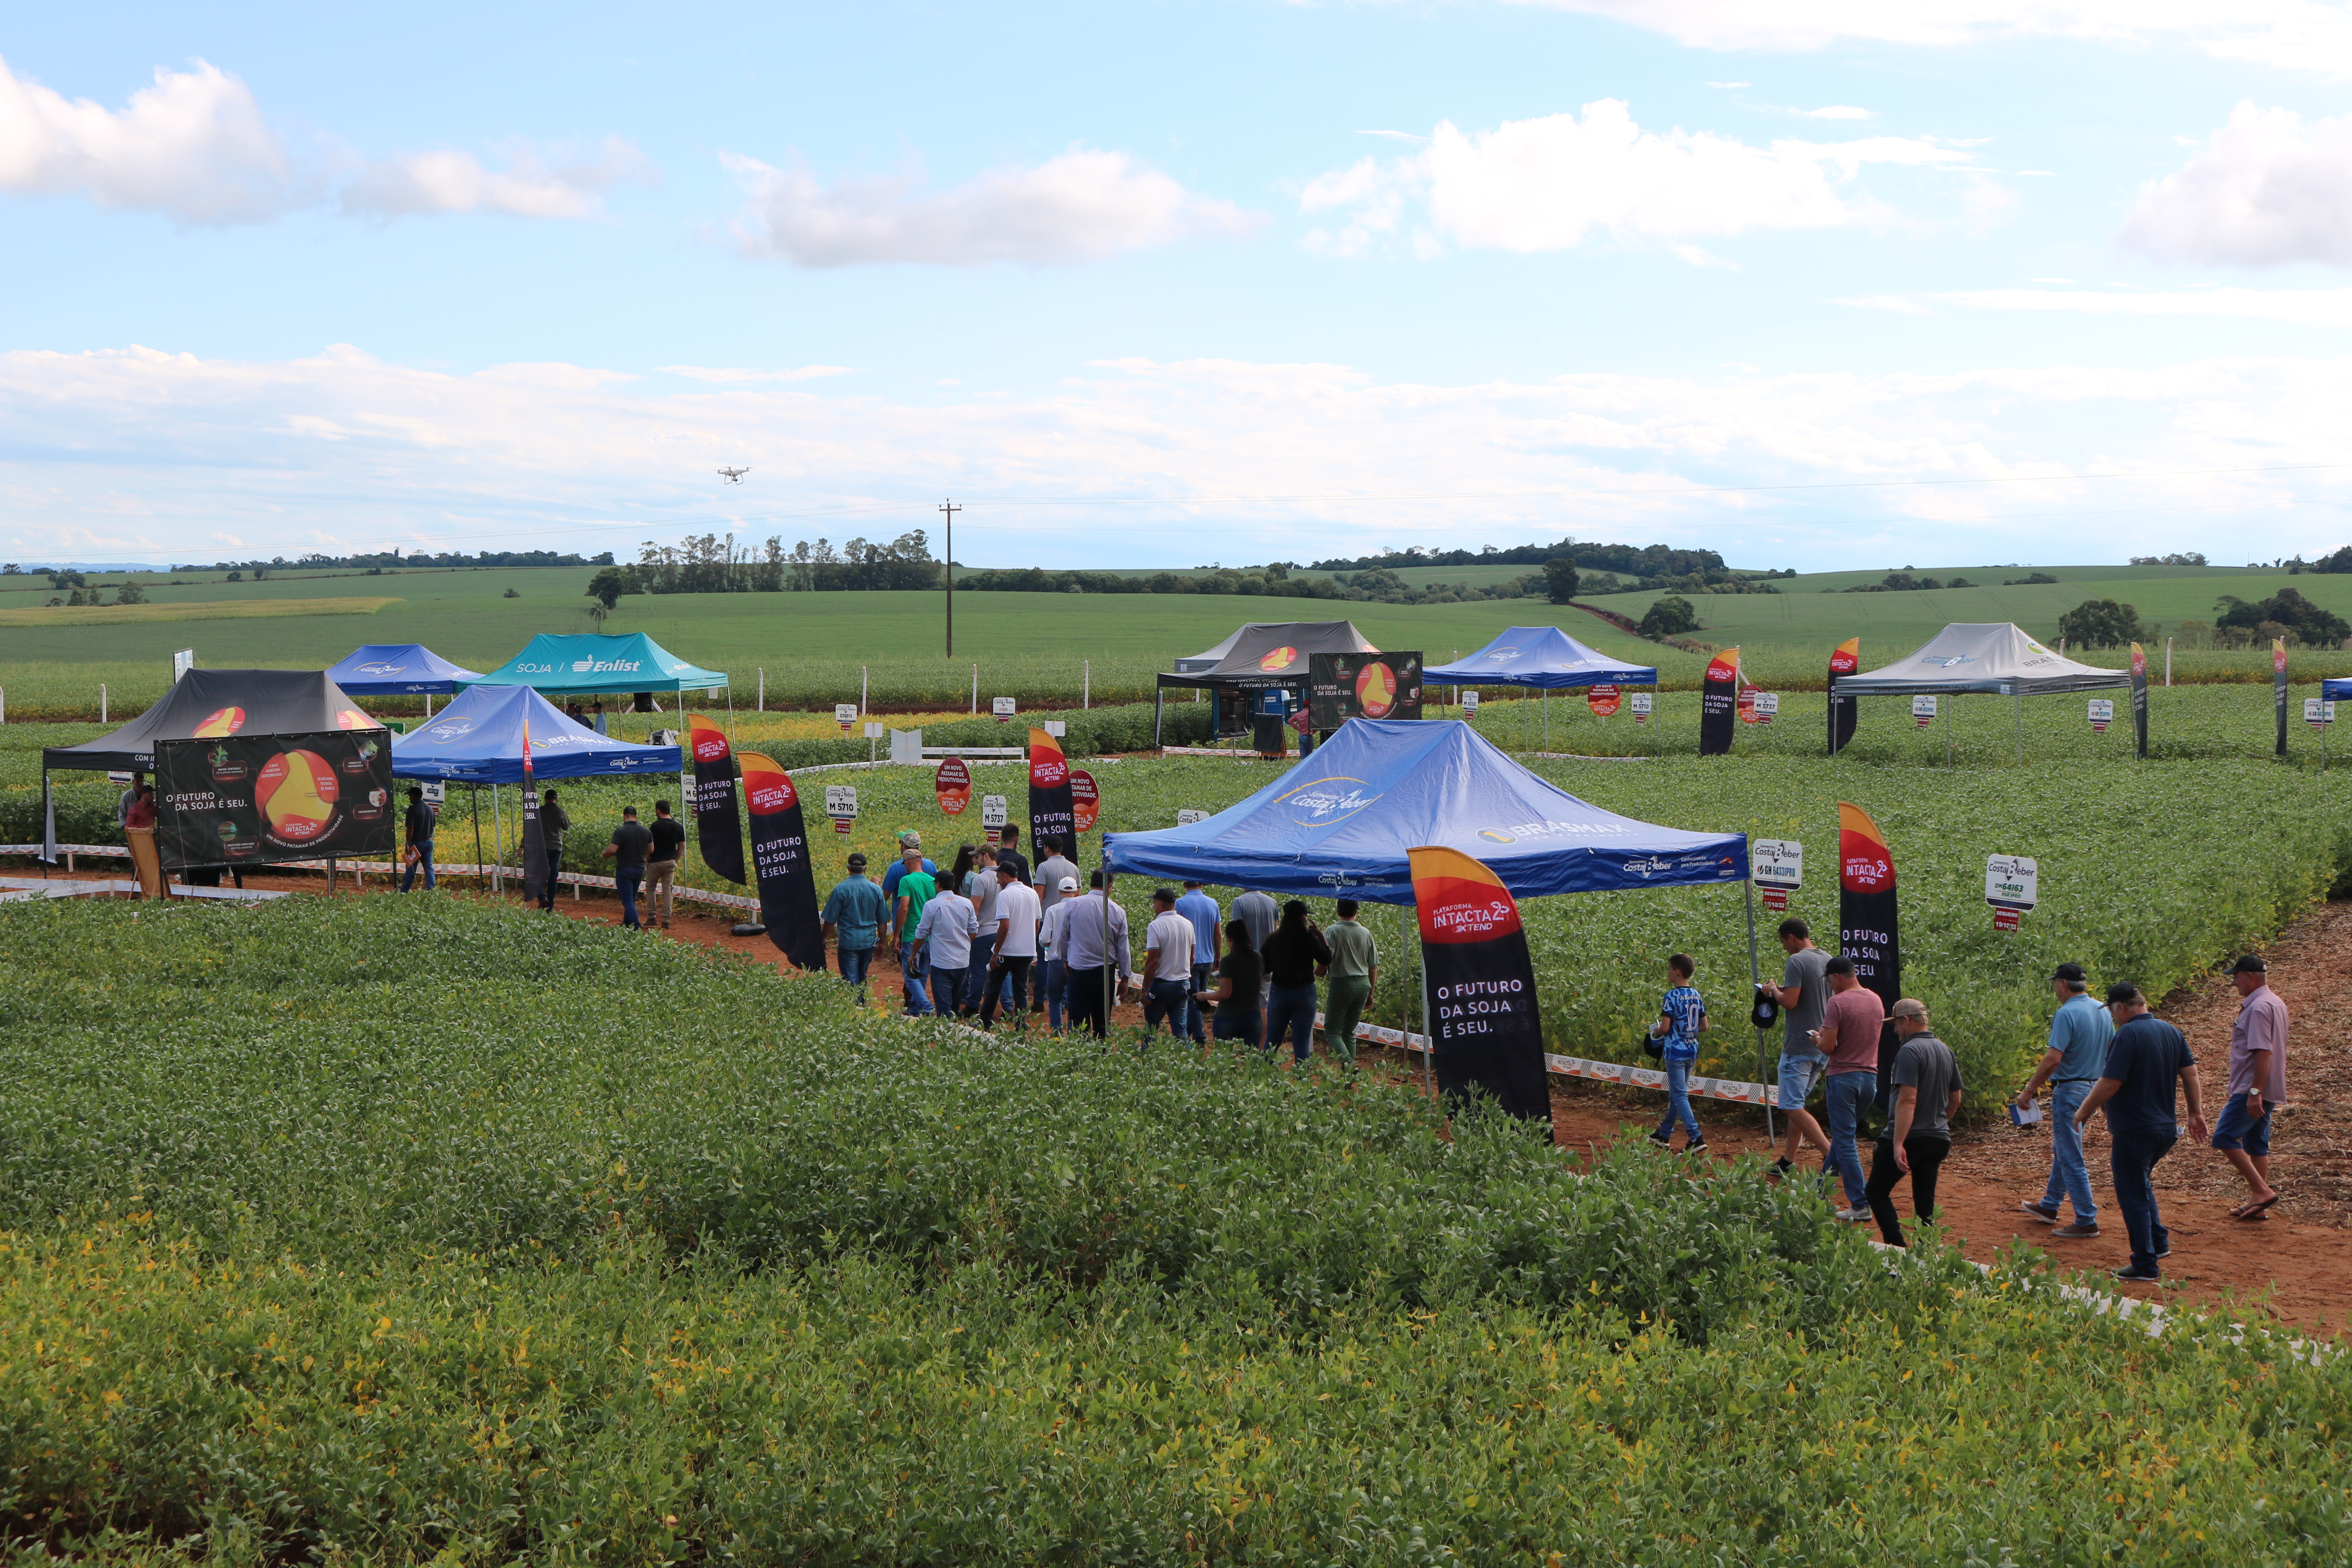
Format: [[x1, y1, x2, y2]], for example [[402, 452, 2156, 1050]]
[[1728, 917, 2290, 1277], [395, 786, 690, 933], [816, 834, 1379, 1059]]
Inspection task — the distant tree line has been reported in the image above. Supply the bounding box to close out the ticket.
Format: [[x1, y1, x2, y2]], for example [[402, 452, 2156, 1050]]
[[2053, 587, 2351, 651], [161, 549, 615, 573]]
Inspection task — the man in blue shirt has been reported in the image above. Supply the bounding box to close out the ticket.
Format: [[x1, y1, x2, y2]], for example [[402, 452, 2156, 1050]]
[[2014, 961, 2114, 1238], [1174, 881, 1221, 1044], [1644, 954, 1709, 1154], [879, 830, 935, 902], [819, 852, 887, 1004], [2076, 981, 2208, 1282]]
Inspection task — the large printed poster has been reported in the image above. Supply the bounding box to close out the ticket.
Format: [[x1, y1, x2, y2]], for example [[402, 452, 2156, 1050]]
[[741, 753, 826, 971], [1309, 652, 1423, 730], [154, 730, 396, 869]]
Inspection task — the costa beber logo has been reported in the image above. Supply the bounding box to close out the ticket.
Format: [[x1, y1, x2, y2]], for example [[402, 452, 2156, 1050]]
[[1258, 645, 1299, 672], [1624, 855, 1675, 878], [1272, 774, 1381, 825], [425, 719, 477, 740], [1483, 648, 1518, 663], [1920, 654, 1976, 668], [356, 662, 405, 677]]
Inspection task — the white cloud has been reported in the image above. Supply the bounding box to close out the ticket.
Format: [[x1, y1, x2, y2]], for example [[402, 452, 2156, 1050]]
[[0, 53, 641, 225], [721, 147, 1263, 266], [1848, 285, 2352, 326], [2122, 103, 2352, 267], [339, 137, 651, 220], [0, 55, 294, 224], [1515, 1, 2352, 81], [659, 365, 858, 383], [5, 342, 2350, 568], [1300, 100, 1976, 258], [1797, 105, 1873, 120]]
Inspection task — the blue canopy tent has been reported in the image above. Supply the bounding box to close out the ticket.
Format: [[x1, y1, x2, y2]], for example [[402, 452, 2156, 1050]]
[[390, 683, 682, 897], [1424, 626, 1659, 752], [325, 644, 485, 698], [391, 683, 679, 784], [2323, 678, 2351, 701], [1103, 719, 1762, 1111]]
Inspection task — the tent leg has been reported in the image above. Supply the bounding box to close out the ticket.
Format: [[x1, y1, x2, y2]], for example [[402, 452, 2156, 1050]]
[[471, 785, 485, 890], [40, 767, 54, 869], [492, 784, 503, 895], [1744, 868, 1772, 1147], [1944, 693, 1953, 768], [1543, 690, 1549, 752], [1412, 900, 1433, 1100], [1153, 686, 1165, 751], [2014, 693, 2024, 764]]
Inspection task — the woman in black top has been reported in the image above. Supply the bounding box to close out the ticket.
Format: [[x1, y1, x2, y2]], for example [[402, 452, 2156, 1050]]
[[1258, 900, 1332, 1062], [1197, 918, 1263, 1049]]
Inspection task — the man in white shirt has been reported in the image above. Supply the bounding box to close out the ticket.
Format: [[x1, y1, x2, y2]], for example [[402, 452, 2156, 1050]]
[[983, 863, 1044, 1031], [910, 883, 979, 1018], [1059, 870, 1134, 1038], [1037, 875, 1080, 1032], [1143, 888, 1199, 1040]]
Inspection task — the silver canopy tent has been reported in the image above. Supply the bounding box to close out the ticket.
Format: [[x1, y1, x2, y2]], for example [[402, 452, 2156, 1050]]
[[1831, 622, 2132, 760]]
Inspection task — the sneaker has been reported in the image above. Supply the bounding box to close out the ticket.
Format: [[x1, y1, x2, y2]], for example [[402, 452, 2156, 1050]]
[[2154, 1240, 2171, 1259], [1836, 1206, 1872, 1222], [1646, 1131, 1673, 1150], [2018, 1201, 2060, 1224], [2050, 1221, 2101, 1240], [1684, 1136, 1709, 1154], [2113, 1265, 2162, 1282], [1771, 1156, 1793, 1178]]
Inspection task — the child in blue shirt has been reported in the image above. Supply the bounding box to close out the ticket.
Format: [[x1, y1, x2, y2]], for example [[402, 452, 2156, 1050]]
[[1647, 953, 1710, 1153]]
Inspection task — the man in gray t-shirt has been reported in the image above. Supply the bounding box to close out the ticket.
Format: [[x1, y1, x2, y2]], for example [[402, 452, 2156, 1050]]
[[1864, 998, 1966, 1248], [1769, 919, 1835, 1178]]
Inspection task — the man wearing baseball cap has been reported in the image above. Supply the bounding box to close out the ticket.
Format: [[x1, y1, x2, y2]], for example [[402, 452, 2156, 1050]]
[[2014, 961, 2112, 1238], [819, 851, 886, 1004], [2217, 954, 2288, 1220], [1037, 875, 1083, 1031], [2076, 981, 2208, 1282]]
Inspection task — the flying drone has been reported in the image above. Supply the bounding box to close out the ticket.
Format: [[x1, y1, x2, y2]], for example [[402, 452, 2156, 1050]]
[[717, 466, 750, 485]]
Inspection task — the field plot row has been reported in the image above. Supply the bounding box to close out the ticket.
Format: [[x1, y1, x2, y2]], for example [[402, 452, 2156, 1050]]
[[10, 723, 2340, 1105], [2, 896, 2345, 1564]]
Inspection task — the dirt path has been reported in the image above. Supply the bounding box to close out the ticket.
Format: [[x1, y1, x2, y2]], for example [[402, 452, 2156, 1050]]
[[31, 860, 2352, 1335]]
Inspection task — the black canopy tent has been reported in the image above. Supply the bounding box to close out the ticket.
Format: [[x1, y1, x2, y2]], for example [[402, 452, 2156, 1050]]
[[40, 669, 380, 861], [1153, 621, 1383, 747]]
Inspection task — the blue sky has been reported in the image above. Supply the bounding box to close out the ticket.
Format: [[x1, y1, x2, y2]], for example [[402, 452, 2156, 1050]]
[[8, 1, 2352, 570]]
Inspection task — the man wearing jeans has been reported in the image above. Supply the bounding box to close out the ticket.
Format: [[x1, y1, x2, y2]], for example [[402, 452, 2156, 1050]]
[[399, 786, 436, 892], [1142, 889, 1196, 1040], [1811, 956, 1886, 1221], [2078, 982, 2207, 1281], [1768, 918, 1833, 1180], [1174, 881, 1220, 1044], [601, 807, 652, 929], [2016, 962, 2112, 1238], [820, 853, 885, 1003]]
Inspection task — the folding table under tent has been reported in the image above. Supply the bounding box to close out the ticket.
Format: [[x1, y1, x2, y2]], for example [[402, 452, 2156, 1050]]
[[1425, 625, 1659, 751], [37, 668, 381, 862], [1153, 620, 1383, 748], [325, 644, 485, 702], [1103, 718, 1757, 1113], [1829, 622, 2131, 760]]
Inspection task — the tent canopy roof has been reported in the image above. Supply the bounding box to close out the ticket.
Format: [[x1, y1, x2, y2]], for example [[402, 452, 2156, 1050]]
[[325, 643, 485, 695], [44, 669, 381, 773], [1425, 625, 1658, 690], [1103, 717, 1747, 904], [2323, 677, 2352, 701], [1166, 621, 1379, 684], [1834, 622, 2129, 696], [390, 682, 680, 784], [467, 632, 727, 695]]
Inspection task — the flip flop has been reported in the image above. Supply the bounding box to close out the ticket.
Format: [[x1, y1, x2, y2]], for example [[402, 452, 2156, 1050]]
[[2236, 1209, 2273, 1223], [2228, 1192, 2279, 1218]]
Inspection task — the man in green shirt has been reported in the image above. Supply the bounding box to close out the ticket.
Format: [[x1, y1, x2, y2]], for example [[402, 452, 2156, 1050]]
[[1319, 898, 1379, 1067], [891, 847, 941, 1015]]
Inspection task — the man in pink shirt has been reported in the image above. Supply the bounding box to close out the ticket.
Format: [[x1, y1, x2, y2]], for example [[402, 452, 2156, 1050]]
[[2215, 954, 2289, 1220], [1809, 956, 1888, 1221]]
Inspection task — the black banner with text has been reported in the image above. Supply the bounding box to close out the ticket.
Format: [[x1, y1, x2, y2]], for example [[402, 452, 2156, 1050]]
[[1699, 650, 1739, 757], [154, 729, 396, 870], [687, 713, 747, 885], [1412, 845, 1553, 1134], [741, 753, 826, 970]]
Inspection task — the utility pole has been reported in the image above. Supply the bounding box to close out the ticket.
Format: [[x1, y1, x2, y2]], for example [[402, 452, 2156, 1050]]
[[939, 498, 960, 656]]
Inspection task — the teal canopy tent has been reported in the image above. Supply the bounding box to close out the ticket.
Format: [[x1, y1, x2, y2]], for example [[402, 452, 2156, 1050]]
[[466, 633, 727, 697]]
